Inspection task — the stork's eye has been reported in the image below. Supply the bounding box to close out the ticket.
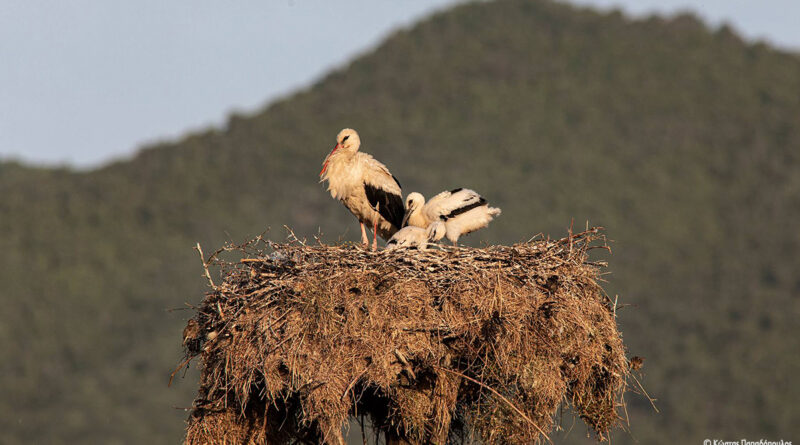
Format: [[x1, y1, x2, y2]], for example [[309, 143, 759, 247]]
[[342, 135, 350, 143]]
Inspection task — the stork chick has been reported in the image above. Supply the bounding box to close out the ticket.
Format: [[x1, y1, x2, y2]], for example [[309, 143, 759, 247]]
[[320, 128, 404, 250], [403, 188, 501, 245], [386, 221, 446, 250]]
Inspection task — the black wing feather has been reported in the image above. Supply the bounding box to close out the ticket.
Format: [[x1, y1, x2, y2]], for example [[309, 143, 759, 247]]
[[364, 183, 405, 229], [442, 197, 487, 220]]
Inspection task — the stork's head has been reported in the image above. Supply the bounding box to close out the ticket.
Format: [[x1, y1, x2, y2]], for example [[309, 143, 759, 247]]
[[405, 192, 425, 212], [427, 221, 446, 242], [336, 128, 360, 152], [402, 192, 426, 226], [321, 128, 361, 177]]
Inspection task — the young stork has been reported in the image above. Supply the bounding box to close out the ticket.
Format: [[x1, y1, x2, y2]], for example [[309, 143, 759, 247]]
[[403, 188, 501, 245], [386, 221, 446, 250], [320, 128, 404, 250]]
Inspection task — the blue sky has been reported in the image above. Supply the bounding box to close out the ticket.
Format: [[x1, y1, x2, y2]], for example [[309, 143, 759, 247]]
[[1, 0, 798, 167]]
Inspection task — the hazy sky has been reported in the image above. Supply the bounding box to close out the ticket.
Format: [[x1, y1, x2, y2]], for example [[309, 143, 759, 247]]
[[1, 0, 798, 168]]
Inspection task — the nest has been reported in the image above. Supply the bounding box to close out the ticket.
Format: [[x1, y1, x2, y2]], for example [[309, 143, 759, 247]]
[[180, 228, 633, 444]]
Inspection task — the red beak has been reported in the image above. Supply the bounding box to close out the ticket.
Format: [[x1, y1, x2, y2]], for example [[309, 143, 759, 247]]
[[320, 144, 339, 176]]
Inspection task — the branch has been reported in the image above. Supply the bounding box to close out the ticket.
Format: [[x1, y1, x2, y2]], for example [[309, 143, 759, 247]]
[[433, 366, 550, 441]]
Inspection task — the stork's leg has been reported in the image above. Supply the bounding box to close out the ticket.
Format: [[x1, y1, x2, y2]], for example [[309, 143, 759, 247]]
[[452, 239, 458, 247], [360, 222, 369, 247], [372, 219, 379, 251]]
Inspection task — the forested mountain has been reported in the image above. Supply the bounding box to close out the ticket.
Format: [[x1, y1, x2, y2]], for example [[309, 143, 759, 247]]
[[2, 0, 798, 443]]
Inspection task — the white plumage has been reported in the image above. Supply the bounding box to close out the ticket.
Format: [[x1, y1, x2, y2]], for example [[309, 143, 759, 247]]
[[439, 205, 501, 245], [320, 128, 404, 250], [386, 221, 446, 250], [403, 188, 501, 245]]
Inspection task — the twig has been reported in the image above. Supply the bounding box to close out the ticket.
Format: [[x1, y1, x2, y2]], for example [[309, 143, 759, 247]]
[[394, 349, 416, 380], [359, 415, 367, 445], [341, 368, 369, 401], [433, 366, 550, 441], [629, 371, 659, 413], [285, 225, 306, 246], [568, 219, 574, 257], [195, 243, 215, 288], [168, 355, 196, 387]]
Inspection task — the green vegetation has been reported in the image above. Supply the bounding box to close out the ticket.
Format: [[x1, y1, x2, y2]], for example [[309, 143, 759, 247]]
[[1, 0, 798, 443]]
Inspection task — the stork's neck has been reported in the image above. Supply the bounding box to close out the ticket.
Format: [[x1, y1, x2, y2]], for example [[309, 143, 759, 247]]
[[407, 205, 429, 228], [331, 147, 357, 162], [322, 149, 360, 190]]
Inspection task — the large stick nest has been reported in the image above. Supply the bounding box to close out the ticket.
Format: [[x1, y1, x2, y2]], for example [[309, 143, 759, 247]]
[[180, 228, 633, 444]]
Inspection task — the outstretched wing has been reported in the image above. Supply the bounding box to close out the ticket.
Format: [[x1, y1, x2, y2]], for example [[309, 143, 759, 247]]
[[424, 188, 485, 221], [442, 196, 487, 220]]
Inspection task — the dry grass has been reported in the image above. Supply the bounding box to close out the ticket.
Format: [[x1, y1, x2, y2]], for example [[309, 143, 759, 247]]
[[180, 227, 634, 444]]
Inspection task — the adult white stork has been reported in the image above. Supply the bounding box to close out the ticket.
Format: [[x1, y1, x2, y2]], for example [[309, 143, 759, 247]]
[[403, 188, 501, 245], [320, 128, 404, 250], [386, 221, 446, 250]]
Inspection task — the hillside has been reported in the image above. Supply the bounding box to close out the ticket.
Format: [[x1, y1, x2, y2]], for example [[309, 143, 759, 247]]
[[2, 0, 799, 443]]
